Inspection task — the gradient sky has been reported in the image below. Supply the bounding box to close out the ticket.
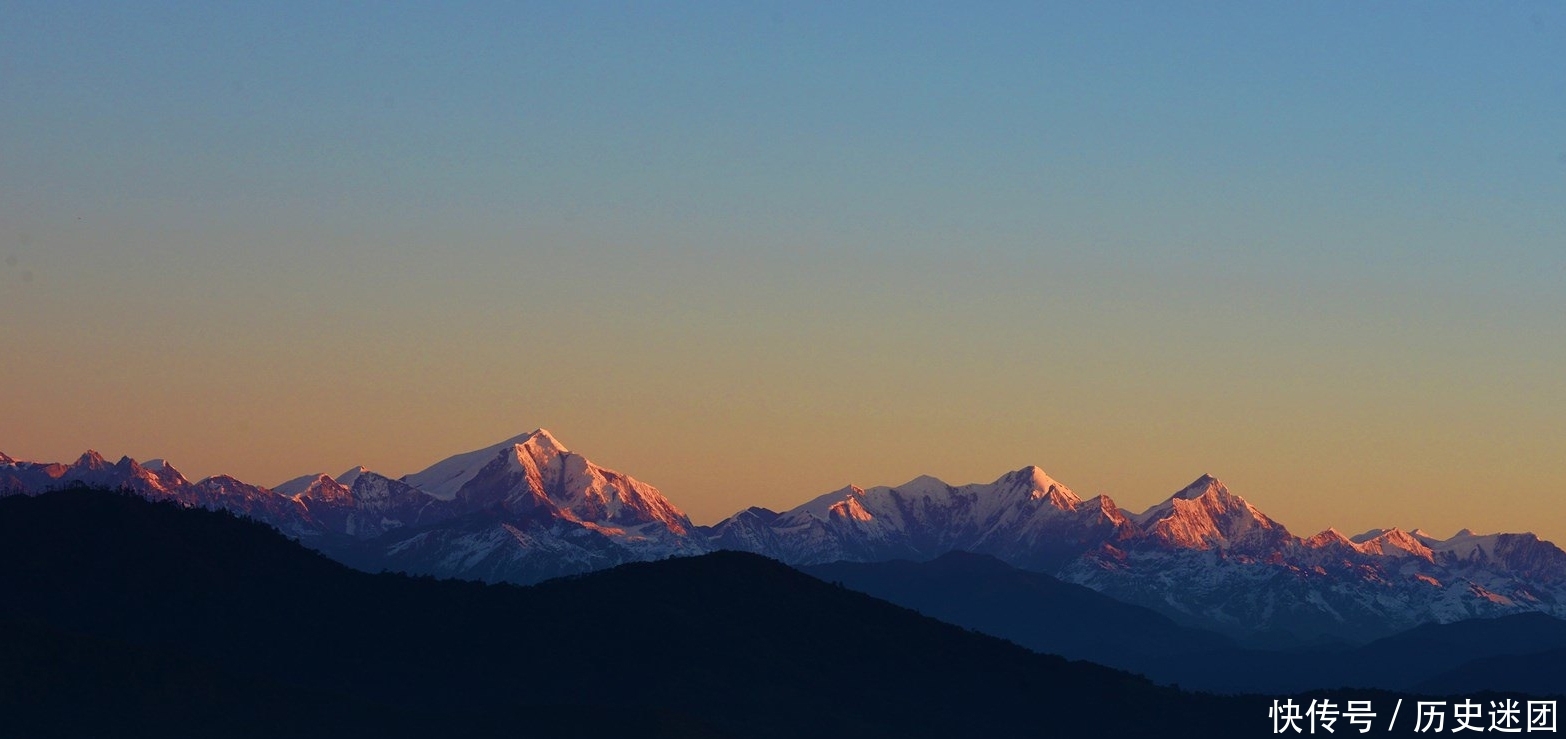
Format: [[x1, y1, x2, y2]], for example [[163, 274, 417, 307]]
[[3, 2, 1564, 542]]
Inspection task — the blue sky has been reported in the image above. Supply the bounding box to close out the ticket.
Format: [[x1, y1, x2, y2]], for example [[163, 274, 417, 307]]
[[3, 2, 1564, 538]]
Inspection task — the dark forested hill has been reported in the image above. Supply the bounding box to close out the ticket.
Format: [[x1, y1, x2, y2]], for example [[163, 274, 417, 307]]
[[0, 488, 1263, 738]]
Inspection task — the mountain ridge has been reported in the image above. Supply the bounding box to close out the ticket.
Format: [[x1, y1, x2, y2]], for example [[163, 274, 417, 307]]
[[5, 429, 1565, 642]]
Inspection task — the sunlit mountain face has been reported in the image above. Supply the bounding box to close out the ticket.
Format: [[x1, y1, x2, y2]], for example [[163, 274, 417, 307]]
[[5, 430, 1566, 644]]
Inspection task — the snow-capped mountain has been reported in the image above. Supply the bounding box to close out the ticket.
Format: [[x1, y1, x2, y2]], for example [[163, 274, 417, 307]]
[[328, 430, 707, 583], [402, 429, 692, 536], [1128, 475, 1292, 553], [0, 430, 706, 584], [708, 466, 1135, 571], [715, 470, 1566, 643]]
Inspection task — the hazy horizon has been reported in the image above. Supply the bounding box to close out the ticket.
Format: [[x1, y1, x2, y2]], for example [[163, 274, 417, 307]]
[[4, 3, 1564, 541]]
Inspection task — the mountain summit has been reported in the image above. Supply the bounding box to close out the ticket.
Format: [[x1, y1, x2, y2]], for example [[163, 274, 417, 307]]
[[1132, 475, 1289, 552], [401, 429, 692, 535], [399, 429, 563, 500], [322, 429, 705, 582]]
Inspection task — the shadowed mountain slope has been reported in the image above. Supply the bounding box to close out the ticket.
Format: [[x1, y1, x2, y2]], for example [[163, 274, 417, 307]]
[[803, 551, 1235, 676]]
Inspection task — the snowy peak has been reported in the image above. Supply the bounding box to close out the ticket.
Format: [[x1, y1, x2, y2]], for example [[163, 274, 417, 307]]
[[195, 473, 252, 489], [503, 429, 573, 473], [828, 494, 875, 523], [1350, 528, 1435, 560], [1082, 494, 1129, 522], [401, 429, 694, 538], [274, 468, 369, 501], [1134, 475, 1288, 551], [297, 475, 354, 504], [400, 429, 562, 501], [730, 506, 780, 524], [1304, 528, 1356, 549], [1431, 530, 1503, 562], [1351, 527, 1392, 544], [112, 454, 186, 495], [1132, 474, 1220, 525], [519, 427, 568, 454], [72, 450, 108, 471], [503, 433, 566, 478], [1000, 466, 1082, 510], [145, 459, 188, 488], [273, 473, 327, 498], [335, 466, 370, 486], [1155, 475, 1247, 509], [783, 484, 868, 524], [1131, 474, 1225, 524], [1173, 473, 1224, 501]]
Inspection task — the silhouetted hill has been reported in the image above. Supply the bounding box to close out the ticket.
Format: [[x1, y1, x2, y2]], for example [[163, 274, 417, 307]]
[[1157, 612, 1566, 695], [1416, 646, 1566, 696], [1339, 612, 1566, 690], [0, 616, 418, 739], [0, 489, 1261, 738], [1228, 612, 1566, 695], [803, 551, 1235, 678]]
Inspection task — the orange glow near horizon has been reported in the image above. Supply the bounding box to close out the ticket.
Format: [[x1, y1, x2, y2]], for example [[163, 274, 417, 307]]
[[4, 4, 1563, 547]]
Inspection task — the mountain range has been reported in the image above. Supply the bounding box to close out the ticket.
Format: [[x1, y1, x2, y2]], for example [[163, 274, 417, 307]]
[[1, 430, 705, 585], [5, 429, 1565, 644]]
